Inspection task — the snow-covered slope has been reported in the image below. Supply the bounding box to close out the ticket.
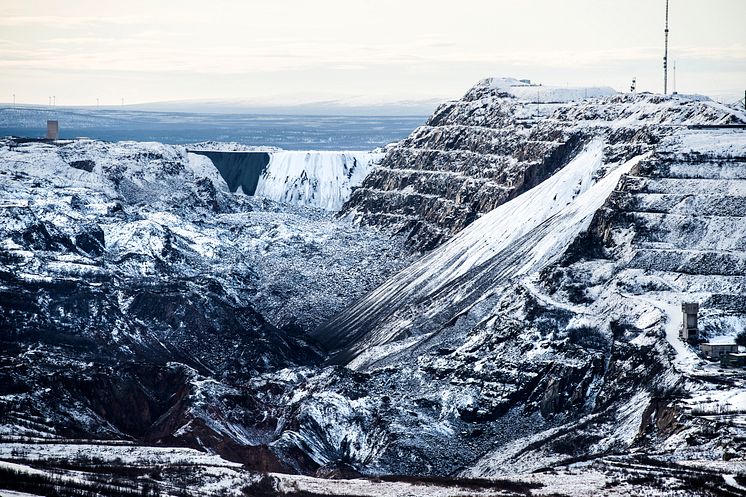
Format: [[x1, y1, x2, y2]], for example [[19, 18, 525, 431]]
[[294, 91, 746, 478], [316, 139, 648, 366]]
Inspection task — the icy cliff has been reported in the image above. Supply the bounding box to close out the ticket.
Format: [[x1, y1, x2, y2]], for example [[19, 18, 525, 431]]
[[190, 149, 383, 211], [256, 151, 383, 211]]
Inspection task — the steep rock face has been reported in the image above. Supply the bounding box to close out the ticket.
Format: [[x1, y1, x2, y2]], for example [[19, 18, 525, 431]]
[[187, 150, 270, 194], [342, 78, 741, 250]]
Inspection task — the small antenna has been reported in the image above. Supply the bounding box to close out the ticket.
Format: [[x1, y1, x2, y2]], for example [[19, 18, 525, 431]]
[[673, 61, 677, 94], [663, 0, 670, 94]]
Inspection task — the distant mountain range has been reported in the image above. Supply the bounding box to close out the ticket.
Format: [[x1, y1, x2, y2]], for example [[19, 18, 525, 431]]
[[118, 96, 443, 116]]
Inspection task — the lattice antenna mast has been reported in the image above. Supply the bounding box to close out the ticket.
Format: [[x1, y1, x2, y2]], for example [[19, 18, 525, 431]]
[[663, 0, 670, 94]]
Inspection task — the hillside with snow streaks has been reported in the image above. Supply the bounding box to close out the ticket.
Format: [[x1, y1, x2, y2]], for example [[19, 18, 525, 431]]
[[255, 151, 383, 211], [316, 138, 645, 365], [4, 79, 746, 496], [291, 89, 746, 481]]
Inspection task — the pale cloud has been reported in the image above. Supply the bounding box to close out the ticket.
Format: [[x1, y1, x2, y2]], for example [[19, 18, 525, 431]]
[[0, 15, 142, 27], [0, 0, 744, 105]]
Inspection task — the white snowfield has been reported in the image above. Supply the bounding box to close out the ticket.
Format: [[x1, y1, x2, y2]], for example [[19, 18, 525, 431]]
[[479, 76, 618, 102], [255, 151, 383, 211]]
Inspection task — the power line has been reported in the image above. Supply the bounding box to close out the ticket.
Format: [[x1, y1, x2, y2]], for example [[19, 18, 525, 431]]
[[663, 0, 670, 95]]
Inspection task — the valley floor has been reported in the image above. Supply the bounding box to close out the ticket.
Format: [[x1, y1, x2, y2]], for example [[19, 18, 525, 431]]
[[1, 440, 745, 496]]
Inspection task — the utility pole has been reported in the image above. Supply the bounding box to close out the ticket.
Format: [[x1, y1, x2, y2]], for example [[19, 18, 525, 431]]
[[663, 0, 670, 95]]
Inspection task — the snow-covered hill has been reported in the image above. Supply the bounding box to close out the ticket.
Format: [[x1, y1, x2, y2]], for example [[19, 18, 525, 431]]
[[299, 90, 746, 480]]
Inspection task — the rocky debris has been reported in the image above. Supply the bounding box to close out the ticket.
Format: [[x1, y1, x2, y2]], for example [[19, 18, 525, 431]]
[[0, 138, 412, 470]]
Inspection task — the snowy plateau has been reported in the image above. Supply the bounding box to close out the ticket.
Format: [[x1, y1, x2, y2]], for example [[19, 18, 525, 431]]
[[1, 78, 746, 496]]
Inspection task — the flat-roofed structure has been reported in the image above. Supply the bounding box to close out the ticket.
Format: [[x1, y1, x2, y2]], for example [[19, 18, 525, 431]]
[[721, 353, 746, 368], [700, 342, 737, 360], [46, 120, 59, 140]]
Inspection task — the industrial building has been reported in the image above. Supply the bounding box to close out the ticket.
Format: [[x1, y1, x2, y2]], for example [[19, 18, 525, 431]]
[[46, 120, 59, 140], [680, 302, 699, 343]]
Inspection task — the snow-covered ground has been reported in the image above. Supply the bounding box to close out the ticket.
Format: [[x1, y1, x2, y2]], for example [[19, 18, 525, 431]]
[[480, 77, 618, 102], [1, 440, 743, 497]]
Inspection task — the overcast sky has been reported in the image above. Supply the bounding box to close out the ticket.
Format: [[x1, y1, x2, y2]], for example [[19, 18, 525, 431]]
[[2, 0, 745, 107]]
